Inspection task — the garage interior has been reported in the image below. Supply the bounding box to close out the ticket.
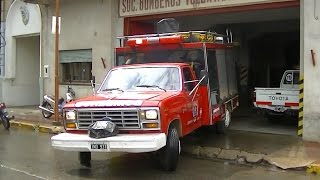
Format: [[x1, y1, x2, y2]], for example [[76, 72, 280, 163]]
[[126, 5, 300, 136]]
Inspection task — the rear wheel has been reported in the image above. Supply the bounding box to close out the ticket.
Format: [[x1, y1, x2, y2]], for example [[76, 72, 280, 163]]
[[41, 101, 53, 118], [79, 152, 91, 167], [1, 115, 10, 130], [159, 125, 180, 171], [216, 108, 231, 134]]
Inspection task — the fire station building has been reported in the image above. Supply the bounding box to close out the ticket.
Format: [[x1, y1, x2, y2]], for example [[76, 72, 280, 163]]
[[2, 0, 320, 142]]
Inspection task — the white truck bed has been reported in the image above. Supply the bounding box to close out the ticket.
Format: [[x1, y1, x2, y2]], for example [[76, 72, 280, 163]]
[[254, 88, 299, 106], [253, 70, 300, 117]]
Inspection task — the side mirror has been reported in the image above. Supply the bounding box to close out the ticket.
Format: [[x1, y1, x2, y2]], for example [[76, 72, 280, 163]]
[[200, 70, 208, 85]]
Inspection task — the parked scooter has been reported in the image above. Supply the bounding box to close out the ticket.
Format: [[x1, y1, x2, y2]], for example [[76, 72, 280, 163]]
[[0, 102, 14, 130], [39, 85, 75, 118]]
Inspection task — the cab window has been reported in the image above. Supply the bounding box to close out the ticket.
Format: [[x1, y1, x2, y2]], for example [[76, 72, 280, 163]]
[[183, 67, 195, 91]]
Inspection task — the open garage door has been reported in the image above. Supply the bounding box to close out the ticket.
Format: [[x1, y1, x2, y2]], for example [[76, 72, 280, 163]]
[[122, 1, 300, 136]]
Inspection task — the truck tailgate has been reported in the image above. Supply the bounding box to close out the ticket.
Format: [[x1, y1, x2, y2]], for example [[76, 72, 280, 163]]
[[254, 88, 299, 106]]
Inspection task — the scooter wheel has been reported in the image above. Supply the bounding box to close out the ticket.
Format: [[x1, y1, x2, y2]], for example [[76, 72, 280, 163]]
[[42, 101, 53, 118], [1, 115, 10, 130]]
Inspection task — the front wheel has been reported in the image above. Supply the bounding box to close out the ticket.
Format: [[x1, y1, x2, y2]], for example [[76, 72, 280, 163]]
[[1, 115, 10, 130], [159, 125, 180, 171], [41, 101, 53, 118]]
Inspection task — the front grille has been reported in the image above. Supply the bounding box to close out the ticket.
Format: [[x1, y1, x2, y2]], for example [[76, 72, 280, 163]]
[[77, 109, 140, 129]]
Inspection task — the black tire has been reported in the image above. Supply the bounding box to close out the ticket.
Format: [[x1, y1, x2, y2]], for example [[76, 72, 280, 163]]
[[159, 125, 180, 171], [216, 120, 226, 134], [79, 152, 91, 167], [1, 115, 10, 130], [41, 101, 53, 118]]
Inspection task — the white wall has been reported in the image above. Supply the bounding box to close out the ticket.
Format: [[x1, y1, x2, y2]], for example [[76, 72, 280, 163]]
[[5, 0, 41, 78], [42, 0, 123, 98], [3, 0, 41, 106], [301, 0, 320, 142], [3, 36, 40, 106]]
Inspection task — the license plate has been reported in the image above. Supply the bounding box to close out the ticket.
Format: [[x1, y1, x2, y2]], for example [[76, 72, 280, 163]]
[[90, 143, 108, 150]]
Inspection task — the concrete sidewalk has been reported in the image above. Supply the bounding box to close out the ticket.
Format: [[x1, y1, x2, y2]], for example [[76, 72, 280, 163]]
[[6, 106, 64, 134], [3, 106, 320, 174]]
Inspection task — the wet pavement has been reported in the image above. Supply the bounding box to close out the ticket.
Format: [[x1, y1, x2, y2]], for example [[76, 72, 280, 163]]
[[184, 129, 300, 155], [4, 106, 320, 174], [230, 108, 297, 136], [0, 129, 318, 180]]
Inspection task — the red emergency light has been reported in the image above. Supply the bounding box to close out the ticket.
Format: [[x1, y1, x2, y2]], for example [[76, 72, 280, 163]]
[[126, 35, 182, 47]]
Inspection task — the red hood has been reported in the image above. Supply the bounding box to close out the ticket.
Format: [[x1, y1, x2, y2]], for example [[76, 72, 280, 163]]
[[64, 91, 179, 108]]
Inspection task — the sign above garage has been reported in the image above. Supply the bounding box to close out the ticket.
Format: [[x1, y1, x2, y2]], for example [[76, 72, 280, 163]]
[[119, 0, 294, 17]]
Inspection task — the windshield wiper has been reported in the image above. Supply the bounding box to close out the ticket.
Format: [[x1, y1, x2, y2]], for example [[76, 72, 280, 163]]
[[102, 88, 124, 92], [136, 85, 166, 92]]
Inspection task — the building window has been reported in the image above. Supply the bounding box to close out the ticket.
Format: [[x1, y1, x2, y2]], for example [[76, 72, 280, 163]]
[[60, 49, 92, 84]]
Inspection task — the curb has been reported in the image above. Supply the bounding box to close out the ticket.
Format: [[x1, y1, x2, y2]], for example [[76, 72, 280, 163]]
[[38, 125, 53, 133], [10, 121, 37, 131], [9, 120, 64, 134], [307, 163, 320, 175], [182, 145, 320, 173], [182, 145, 266, 164]]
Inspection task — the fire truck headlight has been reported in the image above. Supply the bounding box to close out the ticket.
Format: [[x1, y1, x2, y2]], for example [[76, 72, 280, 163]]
[[145, 110, 158, 120], [66, 111, 76, 120]]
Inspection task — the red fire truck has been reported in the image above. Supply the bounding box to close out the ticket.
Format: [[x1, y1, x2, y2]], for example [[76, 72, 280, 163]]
[[51, 30, 239, 171]]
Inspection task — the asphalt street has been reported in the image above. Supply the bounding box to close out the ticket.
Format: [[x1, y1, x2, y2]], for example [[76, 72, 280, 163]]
[[0, 129, 316, 180]]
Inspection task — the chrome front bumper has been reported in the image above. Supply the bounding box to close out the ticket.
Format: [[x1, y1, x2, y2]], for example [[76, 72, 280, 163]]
[[51, 133, 166, 153]]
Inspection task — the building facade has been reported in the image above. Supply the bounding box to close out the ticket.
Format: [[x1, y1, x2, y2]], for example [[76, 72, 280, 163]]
[[2, 0, 320, 142]]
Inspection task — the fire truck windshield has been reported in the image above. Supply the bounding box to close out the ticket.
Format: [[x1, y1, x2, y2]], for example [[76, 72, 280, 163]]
[[116, 49, 205, 79], [117, 49, 203, 64], [98, 67, 181, 92]]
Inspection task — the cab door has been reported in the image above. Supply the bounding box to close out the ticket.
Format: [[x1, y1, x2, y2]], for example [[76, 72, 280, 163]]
[[181, 67, 203, 134]]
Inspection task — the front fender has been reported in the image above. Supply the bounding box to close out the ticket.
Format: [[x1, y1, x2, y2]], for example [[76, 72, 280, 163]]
[[161, 113, 181, 137]]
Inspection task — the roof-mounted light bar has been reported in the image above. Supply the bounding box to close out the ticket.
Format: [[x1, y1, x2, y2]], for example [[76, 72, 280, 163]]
[[126, 35, 182, 47], [117, 30, 234, 47]]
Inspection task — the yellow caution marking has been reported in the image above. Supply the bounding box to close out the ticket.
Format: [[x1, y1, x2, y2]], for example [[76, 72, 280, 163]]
[[298, 75, 303, 136], [307, 163, 320, 175]]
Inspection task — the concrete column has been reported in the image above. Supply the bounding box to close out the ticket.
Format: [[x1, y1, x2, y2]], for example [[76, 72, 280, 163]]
[[301, 0, 320, 142]]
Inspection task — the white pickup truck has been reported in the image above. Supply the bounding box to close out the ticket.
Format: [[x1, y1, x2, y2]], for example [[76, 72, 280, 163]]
[[253, 70, 299, 118]]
